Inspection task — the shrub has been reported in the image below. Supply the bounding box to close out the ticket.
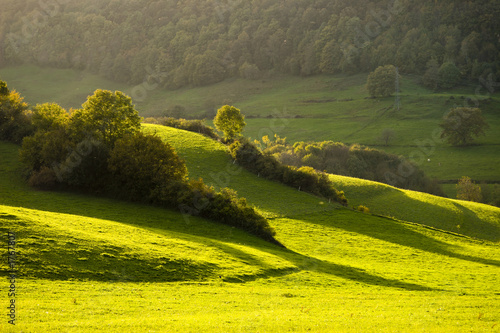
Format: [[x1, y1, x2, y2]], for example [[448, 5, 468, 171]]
[[28, 166, 58, 190], [357, 205, 370, 213], [108, 132, 187, 200]]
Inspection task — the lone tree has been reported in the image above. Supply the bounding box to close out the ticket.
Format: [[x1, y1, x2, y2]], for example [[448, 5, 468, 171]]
[[456, 176, 482, 202], [214, 105, 246, 140], [440, 107, 488, 146], [380, 128, 395, 146], [367, 65, 400, 98]]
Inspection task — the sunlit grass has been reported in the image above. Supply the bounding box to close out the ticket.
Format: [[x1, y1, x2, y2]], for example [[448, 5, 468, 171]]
[[329, 174, 500, 241]]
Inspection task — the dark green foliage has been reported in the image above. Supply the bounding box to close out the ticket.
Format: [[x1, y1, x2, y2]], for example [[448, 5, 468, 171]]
[[367, 65, 399, 98], [260, 138, 444, 196], [440, 107, 489, 146], [229, 138, 348, 206], [108, 132, 187, 200], [438, 62, 462, 89], [1, 1, 498, 87]]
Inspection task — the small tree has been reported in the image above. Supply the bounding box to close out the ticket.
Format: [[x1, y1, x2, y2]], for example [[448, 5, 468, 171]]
[[456, 176, 482, 202], [440, 107, 488, 146], [214, 105, 246, 140], [367, 65, 399, 98], [380, 128, 395, 146]]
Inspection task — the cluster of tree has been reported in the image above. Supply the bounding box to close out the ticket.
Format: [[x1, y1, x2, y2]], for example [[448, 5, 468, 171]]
[[229, 137, 348, 206], [2, 83, 278, 244], [1, 0, 498, 88], [258, 135, 444, 196]]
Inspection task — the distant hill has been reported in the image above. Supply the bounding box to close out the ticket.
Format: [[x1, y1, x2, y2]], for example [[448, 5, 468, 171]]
[[1, 0, 498, 88]]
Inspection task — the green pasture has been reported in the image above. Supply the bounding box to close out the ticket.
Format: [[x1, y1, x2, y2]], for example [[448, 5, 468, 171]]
[[1, 124, 500, 331]]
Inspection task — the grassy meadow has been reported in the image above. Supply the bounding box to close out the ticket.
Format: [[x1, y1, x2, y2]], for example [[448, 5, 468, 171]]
[[1, 122, 500, 331], [1, 65, 500, 331]]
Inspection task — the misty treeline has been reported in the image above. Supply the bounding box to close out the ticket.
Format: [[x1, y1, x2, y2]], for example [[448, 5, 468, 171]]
[[1, 0, 498, 88]]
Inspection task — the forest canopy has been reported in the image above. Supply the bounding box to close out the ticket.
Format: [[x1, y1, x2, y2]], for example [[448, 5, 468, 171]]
[[0, 0, 499, 88]]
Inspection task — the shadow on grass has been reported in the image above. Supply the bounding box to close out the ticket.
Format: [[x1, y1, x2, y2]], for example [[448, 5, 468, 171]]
[[302, 209, 500, 268], [0, 142, 447, 289]]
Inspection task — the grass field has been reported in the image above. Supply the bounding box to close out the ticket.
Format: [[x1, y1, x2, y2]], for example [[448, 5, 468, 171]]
[[1, 65, 499, 186], [1, 121, 500, 331]]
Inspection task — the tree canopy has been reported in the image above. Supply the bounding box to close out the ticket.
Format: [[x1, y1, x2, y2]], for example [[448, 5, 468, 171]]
[[214, 105, 246, 140], [440, 107, 489, 146], [70, 90, 142, 147], [0, 79, 32, 143], [1, 0, 499, 88], [367, 65, 399, 98]]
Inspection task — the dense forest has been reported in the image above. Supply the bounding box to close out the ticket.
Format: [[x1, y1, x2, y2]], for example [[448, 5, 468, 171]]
[[1, 0, 499, 88]]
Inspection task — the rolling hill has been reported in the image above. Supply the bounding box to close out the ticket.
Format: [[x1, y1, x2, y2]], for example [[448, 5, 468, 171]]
[[1, 123, 499, 332]]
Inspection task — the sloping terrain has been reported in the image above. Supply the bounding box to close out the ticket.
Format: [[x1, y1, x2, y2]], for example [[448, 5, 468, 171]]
[[1, 130, 500, 331], [143, 124, 500, 242]]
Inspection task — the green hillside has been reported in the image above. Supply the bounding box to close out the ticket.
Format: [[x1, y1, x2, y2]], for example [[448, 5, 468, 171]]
[[143, 124, 500, 241], [1, 129, 500, 331]]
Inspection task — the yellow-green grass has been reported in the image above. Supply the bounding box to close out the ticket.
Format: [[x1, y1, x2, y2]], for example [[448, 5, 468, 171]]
[[141, 123, 340, 219], [1, 135, 500, 332], [329, 174, 500, 242], [1, 280, 499, 333]]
